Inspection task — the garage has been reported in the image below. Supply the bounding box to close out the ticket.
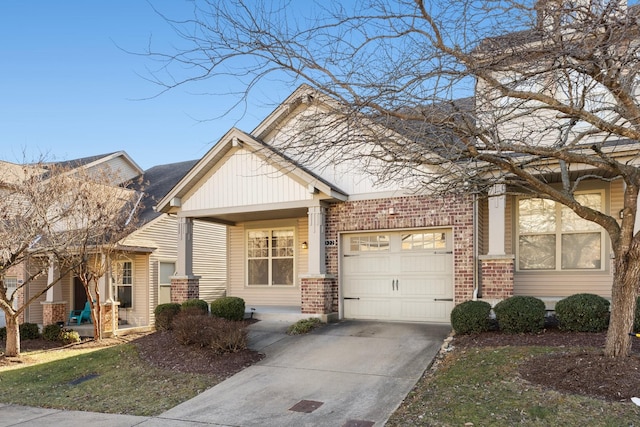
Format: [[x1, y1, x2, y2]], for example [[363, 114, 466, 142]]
[[341, 229, 454, 323]]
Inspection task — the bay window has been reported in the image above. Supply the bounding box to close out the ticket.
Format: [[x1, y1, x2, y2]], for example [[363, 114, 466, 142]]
[[517, 193, 604, 271], [247, 228, 294, 286]]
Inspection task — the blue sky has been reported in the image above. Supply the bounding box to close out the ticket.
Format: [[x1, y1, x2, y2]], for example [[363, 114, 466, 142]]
[[0, 1, 291, 170]]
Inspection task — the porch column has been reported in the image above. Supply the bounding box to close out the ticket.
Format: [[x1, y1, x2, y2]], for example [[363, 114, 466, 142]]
[[487, 184, 506, 256], [172, 216, 200, 303], [176, 216, 194, 276], [307, 204, 327, 275], [42, 256, 67, 326]]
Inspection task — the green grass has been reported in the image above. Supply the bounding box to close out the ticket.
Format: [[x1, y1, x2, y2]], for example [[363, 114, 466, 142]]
[[387, 346, 640, 426], [0, 344, 218, 416]]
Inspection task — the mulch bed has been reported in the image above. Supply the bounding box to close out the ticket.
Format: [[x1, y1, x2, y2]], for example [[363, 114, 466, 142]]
[[453, 328, 640, 401]]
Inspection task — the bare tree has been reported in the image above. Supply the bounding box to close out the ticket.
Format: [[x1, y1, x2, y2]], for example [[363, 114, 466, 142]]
[[147, 0, 640, 357], [0, 161, 141, 356]]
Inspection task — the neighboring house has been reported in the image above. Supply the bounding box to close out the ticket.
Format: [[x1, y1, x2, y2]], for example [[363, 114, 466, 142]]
[[4, 152, 226, 334]]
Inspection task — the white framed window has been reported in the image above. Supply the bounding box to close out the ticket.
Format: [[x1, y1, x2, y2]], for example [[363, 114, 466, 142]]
[[401, 232, 447, 251], [517, 192, 605, 271], [158, 261, 175, 305], [247, 228, 295, 286], [113, 260, 133, 308]]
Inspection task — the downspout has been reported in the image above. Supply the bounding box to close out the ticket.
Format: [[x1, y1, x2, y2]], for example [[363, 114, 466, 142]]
[[472, 192, 481, 300]]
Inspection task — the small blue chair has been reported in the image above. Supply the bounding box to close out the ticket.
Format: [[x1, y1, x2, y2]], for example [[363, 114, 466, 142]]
[[67, 301, 92, 325]]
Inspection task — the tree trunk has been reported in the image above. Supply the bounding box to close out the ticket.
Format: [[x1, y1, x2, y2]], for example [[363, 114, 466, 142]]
[[4, 314, 20, 357], [604, 256, 640, 357]]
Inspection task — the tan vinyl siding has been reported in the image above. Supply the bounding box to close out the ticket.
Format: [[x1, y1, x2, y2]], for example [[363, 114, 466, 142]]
[[610, 179, 624, 229], [26, 274, 47, 324], [228, 218, 305, 307], [87, 156, 139, 183], [514, 272, 612, 298], [123, 215, 227, 324]]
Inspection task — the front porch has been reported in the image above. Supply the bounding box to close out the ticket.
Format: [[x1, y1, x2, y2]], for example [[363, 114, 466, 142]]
[[245, 305, 320, 323], [68, 322, 154, 338]]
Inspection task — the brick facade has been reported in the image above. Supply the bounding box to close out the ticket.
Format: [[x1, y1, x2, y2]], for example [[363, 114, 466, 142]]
[[41, 301, 67, 326], [170, 276, 200, 303], [318, 194, 477, 314], [101, 302, 118, 337], [479, 256, 515, 300], [300, 276, 338, 316]]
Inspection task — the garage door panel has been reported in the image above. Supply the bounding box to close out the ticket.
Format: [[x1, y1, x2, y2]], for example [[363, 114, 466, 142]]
[[344, 299, 391, 319], [400, 300, 454, 322], [398, 277, 451, 297], [400, 254, 451, 273], [346, 278, 392, 296], [343, 256, 390, 274]]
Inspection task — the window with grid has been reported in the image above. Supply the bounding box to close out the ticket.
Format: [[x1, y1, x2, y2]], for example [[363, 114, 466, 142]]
[[247, 228, 294, 286], [517, 193, 604, 271], [114, 261, 133, 308]]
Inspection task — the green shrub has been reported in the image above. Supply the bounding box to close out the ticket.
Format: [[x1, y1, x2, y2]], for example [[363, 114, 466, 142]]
[[19, 323, 40, 340], [0, 327, 5, 341], [494, 296, 546, 334], [60, 329, 81, 345], [154, 303, 182, 331], [287, 318, 323, 335], [172, 312, 247, 353], [210, 297, 245, 321], [451, 300, 492, 335], [634, 296, 640, 333], [555, 293, 610, 332], [42, 324, 63, 341], [181, 298, 209, 315]]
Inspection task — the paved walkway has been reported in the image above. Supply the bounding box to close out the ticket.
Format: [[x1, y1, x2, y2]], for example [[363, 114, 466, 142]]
[[0, 320, 450, 426]]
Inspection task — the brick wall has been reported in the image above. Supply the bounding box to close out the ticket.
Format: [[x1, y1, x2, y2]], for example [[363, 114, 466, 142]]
[[41, 302, 67, 326], [301, 277, 338, 314], [325, 194, 476, 308], [170, 277, 200, 303], [479, 256, 515, 300]]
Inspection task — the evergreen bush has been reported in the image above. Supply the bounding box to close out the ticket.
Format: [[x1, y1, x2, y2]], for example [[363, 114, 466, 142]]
[[450, 300, 492, 335], [555, 293, 610, 332], [154, 303, 182, 331], [210, 297, 245, 321], [42, 324, 63, 341], [181, 298, 209, 315], [19, 322, 41, 340], [494, 296, 546, 334]]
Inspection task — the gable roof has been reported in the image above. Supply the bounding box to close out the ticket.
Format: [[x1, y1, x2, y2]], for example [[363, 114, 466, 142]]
[[133, 159, 199, 224], [156, 126, 348, 215]]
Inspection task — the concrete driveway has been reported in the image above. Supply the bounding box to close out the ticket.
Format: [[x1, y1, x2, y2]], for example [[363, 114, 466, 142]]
[[159, 320, 451, 427]]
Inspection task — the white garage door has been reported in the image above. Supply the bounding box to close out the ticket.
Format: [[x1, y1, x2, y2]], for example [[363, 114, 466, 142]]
[[342, 229, 454, 323]]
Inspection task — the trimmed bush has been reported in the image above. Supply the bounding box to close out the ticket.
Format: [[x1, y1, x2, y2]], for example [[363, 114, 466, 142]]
[[154, 303, 182, 331], [451, 300, 492, 335], [42, 324, 63, 341], [19, 323, 40, 340], [494, 296, 546, 334], [172, 312, 247, 353], [181, 298, 209, 315], [210, 296, 245, 321], [555, 293, 610, 332], [287, 318, 323, 335], [60, 329, 81, 344]]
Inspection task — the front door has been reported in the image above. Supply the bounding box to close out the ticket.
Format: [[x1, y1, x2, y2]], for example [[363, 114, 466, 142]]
[[73, 277, 87, 310]]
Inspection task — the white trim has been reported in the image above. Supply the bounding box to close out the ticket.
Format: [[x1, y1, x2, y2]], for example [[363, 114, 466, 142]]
[[245, 224, 297, 287]]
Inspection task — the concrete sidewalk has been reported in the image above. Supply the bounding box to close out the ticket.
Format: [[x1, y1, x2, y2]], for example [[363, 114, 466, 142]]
[[0, 320, 450, 426]]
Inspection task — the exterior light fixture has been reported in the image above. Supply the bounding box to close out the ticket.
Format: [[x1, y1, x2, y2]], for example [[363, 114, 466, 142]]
[[389, 207, 397, 215], [301, 241, 308, 250]]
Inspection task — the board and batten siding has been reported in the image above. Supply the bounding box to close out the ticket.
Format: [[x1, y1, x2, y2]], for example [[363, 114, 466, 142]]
[[182, 148, 313, 212], [122, 215, 227, 324], [228, 218, 307, 307]]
